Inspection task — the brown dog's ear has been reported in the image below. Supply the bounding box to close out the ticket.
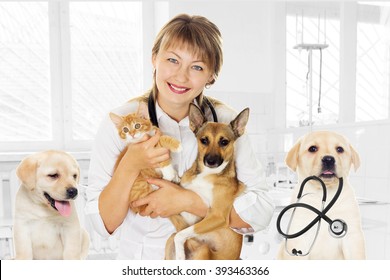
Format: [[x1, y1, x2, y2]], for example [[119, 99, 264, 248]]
[[189, 103, 207, 134], [350, 144, 361, 172], [16, 155, 38, 191], [230, 108, 250, 138], [285, 140, 301, 172]]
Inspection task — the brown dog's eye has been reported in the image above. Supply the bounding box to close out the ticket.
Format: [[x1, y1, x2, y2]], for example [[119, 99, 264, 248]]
[[308, 146, 318, 153], [200, 137, 209, 145], [336, 146, 344, 153], [219, 138, 230, 147], [48, 173, 59, 179]]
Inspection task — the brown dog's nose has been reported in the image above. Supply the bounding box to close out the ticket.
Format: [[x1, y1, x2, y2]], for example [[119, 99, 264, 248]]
[[66, 187, 78, 199], [204, 154, 223, 168], [322, 156, 335, 168]]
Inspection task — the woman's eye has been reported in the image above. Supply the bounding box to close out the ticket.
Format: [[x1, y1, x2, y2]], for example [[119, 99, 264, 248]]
[[168, 58, 178, 64], [122, 127, 129, 133], [336, 146, 344, 153], [308, 146, 318, 153], [192, 65, 203, 71]]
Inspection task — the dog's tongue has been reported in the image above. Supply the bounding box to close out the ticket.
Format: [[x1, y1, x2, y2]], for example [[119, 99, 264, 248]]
[[54, 200, 71, 217]]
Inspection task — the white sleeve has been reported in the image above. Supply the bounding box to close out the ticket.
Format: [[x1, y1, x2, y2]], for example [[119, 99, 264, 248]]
[[233, 133, 275, 233], [84, 115, 126, 237]]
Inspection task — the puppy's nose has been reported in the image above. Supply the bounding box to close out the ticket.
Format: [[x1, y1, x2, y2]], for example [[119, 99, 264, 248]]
[[322, 156, 335, 168], [66, 187, 78, 199]]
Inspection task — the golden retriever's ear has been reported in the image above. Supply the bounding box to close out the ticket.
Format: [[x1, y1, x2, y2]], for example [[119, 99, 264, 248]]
[[285, 140, 301, 172], [16, 156, 38, 191], [350, 144, 361, 172]]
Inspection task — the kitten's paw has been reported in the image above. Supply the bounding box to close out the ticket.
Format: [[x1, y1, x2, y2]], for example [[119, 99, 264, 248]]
[[173, 143, 182, 153]]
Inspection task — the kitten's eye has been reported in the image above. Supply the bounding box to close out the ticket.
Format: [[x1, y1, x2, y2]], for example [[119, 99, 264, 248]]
[[134, 123, 141, 129], [48, 173, 59, 179], [219, 138, 230, 147], [336, 146, 344, 153], [308, 146, 318, 153], [122, 127, 129, 133], [200, 137, 209, 145]]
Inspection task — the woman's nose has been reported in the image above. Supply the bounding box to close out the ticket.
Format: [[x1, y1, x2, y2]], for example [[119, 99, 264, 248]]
[[175, 66, 189, 82]]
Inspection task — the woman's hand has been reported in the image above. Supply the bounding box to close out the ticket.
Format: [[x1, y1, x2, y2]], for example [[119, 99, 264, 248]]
[[131, 178, 208, 219], [120, 130, 170, 172]]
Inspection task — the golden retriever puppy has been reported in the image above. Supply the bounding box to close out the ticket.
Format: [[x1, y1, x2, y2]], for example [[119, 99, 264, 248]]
[[277, 131, 366, 259], [14, 150, 89, 259]]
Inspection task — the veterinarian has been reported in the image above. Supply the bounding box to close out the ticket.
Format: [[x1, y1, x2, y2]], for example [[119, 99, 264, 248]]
[[86, 13, 274, 259]]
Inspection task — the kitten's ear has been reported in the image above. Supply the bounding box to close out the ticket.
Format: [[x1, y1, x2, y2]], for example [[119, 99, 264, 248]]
[[109, 112, 123, 128], [137, 102, 149, 120]]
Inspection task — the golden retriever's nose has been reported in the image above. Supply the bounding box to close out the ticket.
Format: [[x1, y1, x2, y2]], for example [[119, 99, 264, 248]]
[[66, 187, 78, 199], [322, 156, 335, 168]]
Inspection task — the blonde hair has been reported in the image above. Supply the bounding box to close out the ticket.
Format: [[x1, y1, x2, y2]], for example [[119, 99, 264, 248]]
[[149, 14, 223, 103]]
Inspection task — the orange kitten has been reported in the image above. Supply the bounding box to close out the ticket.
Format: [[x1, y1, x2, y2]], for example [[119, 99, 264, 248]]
[[110, 107, 182, 213]]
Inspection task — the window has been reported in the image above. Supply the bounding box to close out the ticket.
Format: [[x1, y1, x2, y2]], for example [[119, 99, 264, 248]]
[[356, 3, 390, 122], [70, 2, 142, 140], [0, 2, 51, 142], [286, 6, 340, 128], [0, 1, 143, 152]]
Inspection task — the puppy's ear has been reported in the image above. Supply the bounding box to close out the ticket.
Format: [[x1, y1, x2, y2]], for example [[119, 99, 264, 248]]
[[189, 103, 206, 134], [230, 108, 250, 138], [16, 155, 38, 191], [285, 140, 301, 172], [109, 112, 123, 128], [350, 144, 361, 172]]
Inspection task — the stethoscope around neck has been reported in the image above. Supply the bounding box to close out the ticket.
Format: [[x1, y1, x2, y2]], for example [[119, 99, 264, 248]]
[[147, 94, 218, 127], [276, 176, 348, 257]]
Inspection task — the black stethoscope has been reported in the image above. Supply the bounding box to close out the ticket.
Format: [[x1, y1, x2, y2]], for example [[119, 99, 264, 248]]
[[147, 94, 218, 127], [276, 176, 348, 257]]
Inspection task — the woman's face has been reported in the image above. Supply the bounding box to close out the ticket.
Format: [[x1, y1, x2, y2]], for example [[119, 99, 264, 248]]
[[152, 45, 214, 111]]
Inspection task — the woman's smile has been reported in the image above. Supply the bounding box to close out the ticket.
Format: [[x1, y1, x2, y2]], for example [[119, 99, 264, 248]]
[[167, 82, 191, 94]]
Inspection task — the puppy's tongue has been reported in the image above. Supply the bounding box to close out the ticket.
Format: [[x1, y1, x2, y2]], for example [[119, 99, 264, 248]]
[[54, 200, 71, 217]]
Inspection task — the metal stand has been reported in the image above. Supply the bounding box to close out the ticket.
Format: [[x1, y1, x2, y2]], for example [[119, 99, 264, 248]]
[[293, 43, 328, 130]]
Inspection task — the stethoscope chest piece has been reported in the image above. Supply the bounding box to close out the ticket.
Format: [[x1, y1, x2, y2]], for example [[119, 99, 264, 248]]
[[329, 219, 347, 238]]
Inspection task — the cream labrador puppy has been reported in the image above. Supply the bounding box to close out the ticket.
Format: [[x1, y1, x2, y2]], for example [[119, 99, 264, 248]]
[[14, 150, 89, 259], [277, 131, 366, 259]]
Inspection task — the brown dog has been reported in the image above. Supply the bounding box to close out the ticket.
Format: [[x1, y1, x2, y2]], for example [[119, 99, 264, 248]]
[[14, 150, 89, 259], [165, 104, 248, 260], [277, 131, 365, 259]]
